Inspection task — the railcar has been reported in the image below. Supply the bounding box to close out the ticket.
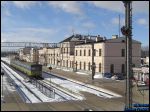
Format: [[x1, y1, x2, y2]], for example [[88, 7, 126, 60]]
[[10, 60, 42, 78]]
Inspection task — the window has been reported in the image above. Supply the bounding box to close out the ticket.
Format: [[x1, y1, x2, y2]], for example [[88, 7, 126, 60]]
[[88, 49, 91, 56], [99, 63, 101, 72], [84, 62, 86, 70], [76, 61, 77, 69], [121, 49, 125, 57], [84, 49, 86, 56], [122, 64, 125, 73], [66, 48, 68, 53], [80, 50, 82, 56], [64, 48, 65, 53], [70, 61, 72, 67], [99, 49, 102, 56], [80, 62, 82, 69], [88, 62, 91, 70], [94, 49, 96, 56], [110, 64, 114, 73], [76, 50, 78, 56]]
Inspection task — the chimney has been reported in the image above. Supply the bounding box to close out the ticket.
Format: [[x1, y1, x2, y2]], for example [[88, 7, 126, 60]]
[[112, 35, 118, 39]]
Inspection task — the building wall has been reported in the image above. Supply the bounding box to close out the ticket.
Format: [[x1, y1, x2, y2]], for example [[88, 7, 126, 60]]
[[37, 38, 141, 74], [104, 43, 141, 73], [38, 48, 48, 65]]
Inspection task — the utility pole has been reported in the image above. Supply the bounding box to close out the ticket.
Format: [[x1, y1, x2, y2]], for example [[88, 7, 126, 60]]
[[122, 1, 133, 109], [119, 14, 121, 37], [91, 39, 95, 80]]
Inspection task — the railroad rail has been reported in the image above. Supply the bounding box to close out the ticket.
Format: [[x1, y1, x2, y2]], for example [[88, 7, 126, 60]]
[[1, 62, 43, 103]]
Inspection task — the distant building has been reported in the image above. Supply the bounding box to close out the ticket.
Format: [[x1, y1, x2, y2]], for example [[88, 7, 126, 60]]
[[133, 67, 149, 85], [19, 47, 38, 63], [141, 56, 149, 65], [146, 57, 149, 65], [38, 34, 141, 76]]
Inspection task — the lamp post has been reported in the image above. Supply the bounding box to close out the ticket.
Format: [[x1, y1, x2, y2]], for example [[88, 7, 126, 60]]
[[48, 66, 52, 97]]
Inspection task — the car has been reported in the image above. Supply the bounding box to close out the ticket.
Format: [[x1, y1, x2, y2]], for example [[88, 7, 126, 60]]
[[117, 75, 124, 80], [103, 73, 112, 78]]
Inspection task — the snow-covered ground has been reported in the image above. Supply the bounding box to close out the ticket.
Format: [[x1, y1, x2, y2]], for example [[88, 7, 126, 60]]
[[1, 62, 77, 103], [43, 72, 122, 98], [1, 75, 16, 92], [62, 69, 70, 72], [76, 72, 89, 75], [1, 57, 11, 64], [94, 74, 103, 79]]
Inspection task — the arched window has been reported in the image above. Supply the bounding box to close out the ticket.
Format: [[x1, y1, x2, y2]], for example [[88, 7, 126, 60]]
[[99, 63, 101, 72], [80, 62, 82, 69], [88, 62, 90, 70], [84, 49, 86, 56], [88, 49, 91, 56]]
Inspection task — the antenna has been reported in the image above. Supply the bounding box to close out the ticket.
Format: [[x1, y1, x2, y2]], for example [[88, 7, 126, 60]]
[[72, 28, 75, 35], [88, 28, 90, 36], [119, 14, 121, 37]]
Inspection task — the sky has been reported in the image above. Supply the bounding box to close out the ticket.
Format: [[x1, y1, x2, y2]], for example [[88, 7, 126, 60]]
[[1, 1, 149, 46]]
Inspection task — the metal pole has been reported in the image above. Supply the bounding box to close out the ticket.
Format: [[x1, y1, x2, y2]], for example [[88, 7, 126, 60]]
[[123, 1, 133, 108], [91, 41, 95, 80], [119, 14, 121, 37]]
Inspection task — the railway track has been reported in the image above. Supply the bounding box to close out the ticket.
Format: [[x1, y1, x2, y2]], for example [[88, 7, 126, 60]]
[[42, 71, 118, 98], [1, 60, 78, 102], [1, 62, 43, 103]]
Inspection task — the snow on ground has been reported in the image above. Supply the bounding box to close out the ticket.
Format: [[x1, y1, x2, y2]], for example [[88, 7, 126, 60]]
[[2, 62, 41, 103], [43, 72, 118, 98], [94, 74, 103, 79], [62, 69, 70, 72], [1, 62, 69, 103], [76, 72, 89, 75], [1, 57, 11, 64], [1, 75, 16, 92]]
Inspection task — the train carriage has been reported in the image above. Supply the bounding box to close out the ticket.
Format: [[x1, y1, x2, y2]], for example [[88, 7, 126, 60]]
[[10, 60, 42, 78]]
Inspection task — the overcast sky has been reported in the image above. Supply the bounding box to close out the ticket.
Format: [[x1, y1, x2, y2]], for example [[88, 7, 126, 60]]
[[1, 1, 149, 46]]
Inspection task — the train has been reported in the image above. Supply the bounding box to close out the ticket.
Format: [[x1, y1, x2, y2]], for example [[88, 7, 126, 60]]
[[10, 59, 42, 79]]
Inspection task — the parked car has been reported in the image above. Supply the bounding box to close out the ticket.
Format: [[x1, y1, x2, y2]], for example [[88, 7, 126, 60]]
[[114, 73, 125, 80], [104, 73, 112, 78], [117, 75, 124, 80]]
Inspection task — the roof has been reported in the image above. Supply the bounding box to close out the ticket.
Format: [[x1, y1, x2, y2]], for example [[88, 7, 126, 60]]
[[59, 34, 96, 43], [105, 37, 141, 44], [60, 34, 141, 45]]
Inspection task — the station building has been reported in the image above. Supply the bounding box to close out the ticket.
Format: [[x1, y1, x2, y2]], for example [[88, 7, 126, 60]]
[[38, 34, 141, 75]]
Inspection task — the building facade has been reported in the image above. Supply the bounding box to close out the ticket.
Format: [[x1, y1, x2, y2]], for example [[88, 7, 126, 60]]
[[19, 47, 39, 63], [38, 34, 141, 75]]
